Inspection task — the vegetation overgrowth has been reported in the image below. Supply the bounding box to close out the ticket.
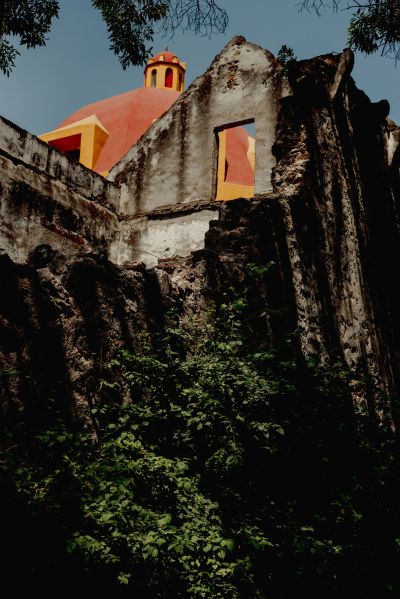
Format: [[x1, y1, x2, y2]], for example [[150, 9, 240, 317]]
[[1, 265, 400, 596]]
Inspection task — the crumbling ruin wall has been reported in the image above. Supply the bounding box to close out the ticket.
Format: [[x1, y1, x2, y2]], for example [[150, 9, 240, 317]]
[[109, 37, 282, 215], [2, 46, 400, 429], [0, 116, 121, 263], [0, 37, 284, 267], [116, 202, 218, 266], [0, 116, 219, 266], [272, 49, 400, 419], [200, 49, 400, 423]]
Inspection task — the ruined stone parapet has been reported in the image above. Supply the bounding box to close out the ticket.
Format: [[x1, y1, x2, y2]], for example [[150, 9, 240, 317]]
[[0, 116, 121, 262], [0, 116, 120, 210]]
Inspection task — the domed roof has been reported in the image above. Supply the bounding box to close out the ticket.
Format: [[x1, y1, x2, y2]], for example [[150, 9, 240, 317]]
[[58, 87, 180, 174], [52, 66, 254, 186], [152, 51, 179, 63]]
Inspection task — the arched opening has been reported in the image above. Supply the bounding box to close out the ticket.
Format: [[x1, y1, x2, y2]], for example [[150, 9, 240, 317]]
[[151, 69, 157, 88], [165, 68, 173, 88], [178, 73, 183, 91]]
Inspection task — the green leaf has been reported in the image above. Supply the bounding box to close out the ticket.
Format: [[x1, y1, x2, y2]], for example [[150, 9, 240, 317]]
[[157, 514, 172, 527], [118, 572, 131, 585], [221, 539, 235, 551]]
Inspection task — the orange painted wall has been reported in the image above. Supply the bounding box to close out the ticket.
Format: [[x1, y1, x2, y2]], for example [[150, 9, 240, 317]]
[[57, 87, 180, 174]]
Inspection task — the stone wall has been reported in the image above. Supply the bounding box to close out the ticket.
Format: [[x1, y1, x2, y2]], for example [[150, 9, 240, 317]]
[[0, 37, 287, 265], [116, 203, 218, 267], [0, 116, 219, 266], [0, 115, 120, 263], [109, 37, 283, 215], [263, 49, 400, 422]]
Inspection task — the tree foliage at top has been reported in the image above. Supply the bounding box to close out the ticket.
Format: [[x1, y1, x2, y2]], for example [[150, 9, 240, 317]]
[[92, 0, 228, 69], [2, 1, 400, 77], [0, 0, 227, 75], [301, 0, 400, 61], [0, 0, 59, 75]]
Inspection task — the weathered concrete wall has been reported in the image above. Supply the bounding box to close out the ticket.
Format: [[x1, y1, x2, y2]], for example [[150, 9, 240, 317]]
[[0, 116, 121, 263], [0, 37, 285, 264], [255, 49, 400, 424], [0, 116, 120, 212], [0, 109, 232, 267], [0, 116, 219, 265], [114, 206, 218, 266], [109, 37, 282, 215]]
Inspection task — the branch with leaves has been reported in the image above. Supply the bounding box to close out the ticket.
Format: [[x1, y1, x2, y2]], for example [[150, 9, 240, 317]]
[[0, 0, 228, 76], [0, 0, 59, 76], [3, 1, 400, 77], [93, 0, 228, 69], [301, 0, 400, 61]]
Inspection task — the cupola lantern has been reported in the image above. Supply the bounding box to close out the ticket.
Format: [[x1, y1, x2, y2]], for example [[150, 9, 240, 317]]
[[144, 50, 186, 92]]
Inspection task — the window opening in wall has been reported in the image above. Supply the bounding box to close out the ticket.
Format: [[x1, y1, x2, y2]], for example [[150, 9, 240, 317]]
[[179, 73, 183, 91], [165, 67, 173, 88], [151, 69, 157, 87], [48, 133, 82, 162], [215, 120, 255, 201]]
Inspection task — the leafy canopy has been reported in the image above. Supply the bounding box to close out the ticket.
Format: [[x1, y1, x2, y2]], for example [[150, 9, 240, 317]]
[[0, 0, 227, 75], [0, 0, 59, 76], [3, 1, 400, 77], [301, 0, 400, 61]]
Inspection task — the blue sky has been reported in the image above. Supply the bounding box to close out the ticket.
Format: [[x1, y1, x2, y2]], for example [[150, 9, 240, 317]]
[[1, 0, 399, 134]]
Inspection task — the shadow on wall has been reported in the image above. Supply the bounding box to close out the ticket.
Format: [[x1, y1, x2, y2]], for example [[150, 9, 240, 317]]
[[0, 252, 72, 426]]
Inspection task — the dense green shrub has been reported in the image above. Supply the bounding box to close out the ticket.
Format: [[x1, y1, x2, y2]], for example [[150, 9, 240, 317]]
[[2, 276, 400, 596]]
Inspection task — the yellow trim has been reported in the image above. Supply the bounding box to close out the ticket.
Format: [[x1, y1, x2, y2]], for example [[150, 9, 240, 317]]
[[215, 129, 255, 201], [39, 115, 109, 170], [247, 136, 256, 173]]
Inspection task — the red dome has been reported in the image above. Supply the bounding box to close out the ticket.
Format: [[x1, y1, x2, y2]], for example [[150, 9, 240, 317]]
[[57, 86, 254, 187], [151, 51, 179, 64], [58, 87, 180, 174]]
